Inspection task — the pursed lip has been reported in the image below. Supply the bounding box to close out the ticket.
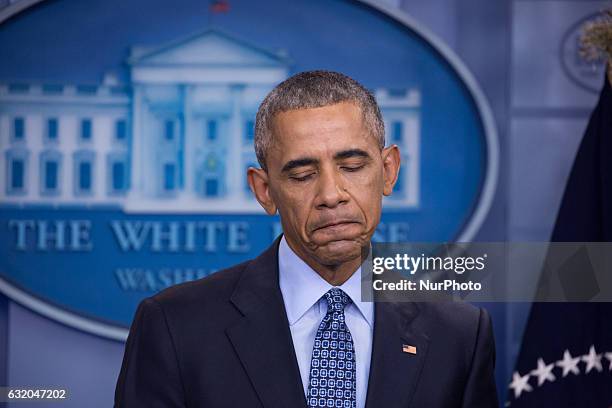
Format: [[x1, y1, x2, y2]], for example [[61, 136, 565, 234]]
[[312, 219, 359, 232]]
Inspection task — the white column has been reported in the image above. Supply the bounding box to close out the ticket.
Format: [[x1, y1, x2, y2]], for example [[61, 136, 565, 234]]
[[182, 85, 195, 198], [129, 84, 145, 199], [92, 116, 106, 201], [228, 85, 244, 200], [406, 111, 420, 208]]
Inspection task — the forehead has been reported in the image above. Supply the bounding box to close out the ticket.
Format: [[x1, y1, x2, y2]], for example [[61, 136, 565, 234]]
[[269, 102, 377, 158]]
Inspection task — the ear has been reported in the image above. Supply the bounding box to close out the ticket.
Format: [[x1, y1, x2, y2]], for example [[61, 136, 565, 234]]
[[247, 167, 278, 215], [381, 145, 401, 196]]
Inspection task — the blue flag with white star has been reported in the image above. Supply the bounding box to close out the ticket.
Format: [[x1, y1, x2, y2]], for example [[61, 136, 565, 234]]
[[507, 75, 612, 407]]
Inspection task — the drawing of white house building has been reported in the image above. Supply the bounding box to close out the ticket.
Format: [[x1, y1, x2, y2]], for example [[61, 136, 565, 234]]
[[0, 29, 420, 213]]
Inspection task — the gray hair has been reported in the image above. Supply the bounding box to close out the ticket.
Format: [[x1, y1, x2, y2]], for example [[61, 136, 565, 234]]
[[254, 70, 385, 170]]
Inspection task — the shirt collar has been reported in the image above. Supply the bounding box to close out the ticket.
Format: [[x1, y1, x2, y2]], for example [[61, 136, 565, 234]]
[[278, 235, 374, 328]]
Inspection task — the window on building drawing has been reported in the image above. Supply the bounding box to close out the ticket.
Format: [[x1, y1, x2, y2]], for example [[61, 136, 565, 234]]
[[207, 119, 217, 141], [81, 118, 92, 141], [47, 118, 58, 142], [205, 179, 218, 196], [196, 152, 223, 198], [11, 159, 25, 191], [244, 119, 254, 142], [163, 163, 176, 191], [5, 149, 28, 195], [115, 119, 127, 141], [112, 162, 126, 192], [164, 120, 175, 141], [79, 162, 92, 192], [40, 150, 61, 195], [74, 150, 95, 196], [392, 121, 403, 143], [107, 154, 129, 195], [13, 117, 25, 141]]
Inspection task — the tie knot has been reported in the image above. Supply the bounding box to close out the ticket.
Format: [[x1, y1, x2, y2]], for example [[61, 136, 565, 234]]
[[324, 288, 352, 313]]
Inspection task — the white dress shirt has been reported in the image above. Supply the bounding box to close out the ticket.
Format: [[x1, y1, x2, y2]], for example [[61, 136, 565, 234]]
[[278, 235, 374, 408]]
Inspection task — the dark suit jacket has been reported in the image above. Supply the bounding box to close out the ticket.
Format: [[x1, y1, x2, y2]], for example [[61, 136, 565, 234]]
[[115, 236, 499, 407]]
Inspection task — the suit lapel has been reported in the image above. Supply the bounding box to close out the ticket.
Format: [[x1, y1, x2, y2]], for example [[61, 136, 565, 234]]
[[226, 236, 308, 408], [365, 301, 430, 408]]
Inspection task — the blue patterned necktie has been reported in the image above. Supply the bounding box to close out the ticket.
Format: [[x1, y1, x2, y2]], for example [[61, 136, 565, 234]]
[[306, 287, 356, 408]]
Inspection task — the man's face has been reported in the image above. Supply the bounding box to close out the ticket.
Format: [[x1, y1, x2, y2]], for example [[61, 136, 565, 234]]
[[249, 101, 400, 269]]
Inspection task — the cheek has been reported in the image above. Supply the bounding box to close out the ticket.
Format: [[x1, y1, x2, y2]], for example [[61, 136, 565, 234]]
[[355, 190, 382, 219], [277, 189, 312, 230], [345, 170, 383, 222], [344, 167, 383, 193]]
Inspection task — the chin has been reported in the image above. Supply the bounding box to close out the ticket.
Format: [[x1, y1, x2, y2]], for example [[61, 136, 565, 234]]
[[316, 240, 364, 266]]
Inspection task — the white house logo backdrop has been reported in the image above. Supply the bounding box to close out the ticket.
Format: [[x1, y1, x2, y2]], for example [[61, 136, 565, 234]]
[[0, 0, 497, 339]]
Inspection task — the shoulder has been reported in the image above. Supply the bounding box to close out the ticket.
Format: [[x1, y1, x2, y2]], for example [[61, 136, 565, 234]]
[[408, 301, 494, 375], [129, 236, 281, 330], [416, 301, 488, 333], [411, 301, 492, 350], [143, 259, 252, 315]]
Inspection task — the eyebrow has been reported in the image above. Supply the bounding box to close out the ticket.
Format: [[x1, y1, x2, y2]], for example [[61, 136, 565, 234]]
[[281, 157, 318, 173], [333, 148, 371, 161], [280, 149, 371, 173]]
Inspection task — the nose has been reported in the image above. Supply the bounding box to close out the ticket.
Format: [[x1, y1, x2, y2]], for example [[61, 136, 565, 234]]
[[314, 166, 350, 209]]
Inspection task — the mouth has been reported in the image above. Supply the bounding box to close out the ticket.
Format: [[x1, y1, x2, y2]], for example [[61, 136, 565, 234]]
[[312, 220, 360, 233]]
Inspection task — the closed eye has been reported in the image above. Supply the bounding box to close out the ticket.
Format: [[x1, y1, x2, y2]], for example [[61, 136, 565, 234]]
[[290, 172, 315, 182], [341, 164, 365, 172]]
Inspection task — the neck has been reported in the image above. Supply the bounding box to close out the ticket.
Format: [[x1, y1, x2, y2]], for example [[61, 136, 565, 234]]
[[309, 257, 361, 286], [284, 236, 364, 286]]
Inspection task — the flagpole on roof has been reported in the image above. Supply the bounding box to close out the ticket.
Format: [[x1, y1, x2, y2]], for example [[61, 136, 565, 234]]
[[208, 0, 231, 28]]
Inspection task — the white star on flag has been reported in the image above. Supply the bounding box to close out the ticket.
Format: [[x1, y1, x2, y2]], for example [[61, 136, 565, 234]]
[[581, 345, 603, 373], [509, 371, 533, 398], [605, 352, 612, 371], [556, 349, 581, 377], [530, 358, 556, 386]]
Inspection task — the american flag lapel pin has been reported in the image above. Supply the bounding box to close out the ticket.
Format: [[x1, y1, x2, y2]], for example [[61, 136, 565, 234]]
[[402, 344, 417, 354]]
